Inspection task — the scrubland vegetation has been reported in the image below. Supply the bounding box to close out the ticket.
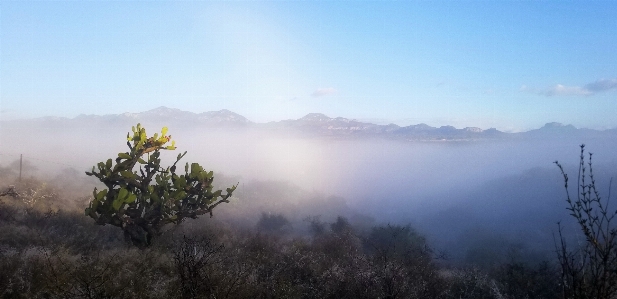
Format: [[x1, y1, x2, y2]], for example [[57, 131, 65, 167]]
[[0, 123, 613, 298], [0, 172, 566, 299]]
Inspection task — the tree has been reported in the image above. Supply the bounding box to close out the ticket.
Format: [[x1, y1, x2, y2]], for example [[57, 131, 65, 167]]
[[85, 124, 237, 248], [362, 224, 439, 299], [256, 212, 291, 233], [554, 144, 617, 298]]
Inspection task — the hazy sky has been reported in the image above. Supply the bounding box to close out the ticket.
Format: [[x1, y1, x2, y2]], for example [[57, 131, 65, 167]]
[[1, 1, 616, 131]]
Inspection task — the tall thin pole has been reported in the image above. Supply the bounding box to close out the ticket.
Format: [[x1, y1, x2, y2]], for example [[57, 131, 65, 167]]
[[19, 154, 22, 182]]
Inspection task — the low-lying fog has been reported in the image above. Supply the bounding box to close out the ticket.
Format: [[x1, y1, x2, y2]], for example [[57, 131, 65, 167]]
[[2, 121, 617, 264]]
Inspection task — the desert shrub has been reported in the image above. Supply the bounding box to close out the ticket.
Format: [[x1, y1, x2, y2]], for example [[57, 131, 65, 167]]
[[0, 204, 124, 252], [170, 235, 249, 299], [37, 246, 173, 299], [492, 261, 560, 299], [330, 216, 352, 235], [84, 124, 236, 248], [0, 178, 58, 214], [235, 232, 293, 298], [312, 216, 360, 263], [554, 145, 617, 298], [362, 224, 442, 299], [441, 267, 500, 299], [306, 215, 326, 236], [364, 224, 428, 256], [256, 212, 291, 234], [0, 247, 51, 298]]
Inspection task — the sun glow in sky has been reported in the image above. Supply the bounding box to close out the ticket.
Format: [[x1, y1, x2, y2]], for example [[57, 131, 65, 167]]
[[1, 1, 616, 131]]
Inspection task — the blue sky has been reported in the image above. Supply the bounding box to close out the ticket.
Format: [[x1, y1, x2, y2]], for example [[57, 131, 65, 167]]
[[1, 1, 616, 131]]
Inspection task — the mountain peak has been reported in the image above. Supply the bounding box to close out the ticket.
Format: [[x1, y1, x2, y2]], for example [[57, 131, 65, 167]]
[[301, 113, 331, 121], [463, 127, 483, 133], [198, 109, 251, 124], [142, 106, 184, 115], [543, 122, 564, 128], [541, 122, 577, 130]]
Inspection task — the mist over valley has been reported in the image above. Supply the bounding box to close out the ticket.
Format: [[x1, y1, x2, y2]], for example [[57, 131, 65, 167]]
[[3, 1, 617, 295], [3, 107, 616, 264]]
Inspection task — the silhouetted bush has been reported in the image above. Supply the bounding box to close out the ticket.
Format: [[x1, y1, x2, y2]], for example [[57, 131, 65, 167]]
[[441, 267, 498, 299], [492, 261, 560, 299], [359, 224, 443, 298], [555, 144, 617, 298], [331, 216, 352, 235], [256, 212, 291, 234]]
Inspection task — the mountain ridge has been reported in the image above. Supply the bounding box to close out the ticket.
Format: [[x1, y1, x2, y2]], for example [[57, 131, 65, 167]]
[[4, 106, 616, 141]]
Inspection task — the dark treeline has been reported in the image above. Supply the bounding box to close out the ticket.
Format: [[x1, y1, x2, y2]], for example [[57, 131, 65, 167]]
[[0, 175, 563, 299]]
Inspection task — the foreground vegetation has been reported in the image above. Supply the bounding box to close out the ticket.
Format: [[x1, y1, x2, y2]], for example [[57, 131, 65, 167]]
[[1, 134, 611, 298], [84, 124, 236, 249], [0, 175, 563, 299]]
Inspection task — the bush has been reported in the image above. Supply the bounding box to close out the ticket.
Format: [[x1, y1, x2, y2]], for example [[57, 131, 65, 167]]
[[256, 212, 291, 233], [555, 144, 617, 298], [85, 124, 237, 248]]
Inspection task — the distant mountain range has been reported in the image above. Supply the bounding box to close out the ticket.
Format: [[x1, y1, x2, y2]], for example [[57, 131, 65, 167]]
[[4, 106, 616, 141]]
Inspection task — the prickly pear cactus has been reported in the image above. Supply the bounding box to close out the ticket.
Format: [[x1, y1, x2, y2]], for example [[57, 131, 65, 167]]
[[85, 124, 236, 248]]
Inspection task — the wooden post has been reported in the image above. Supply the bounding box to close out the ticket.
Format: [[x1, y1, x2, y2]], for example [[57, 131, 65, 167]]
[[19, 154, 22, 182]]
